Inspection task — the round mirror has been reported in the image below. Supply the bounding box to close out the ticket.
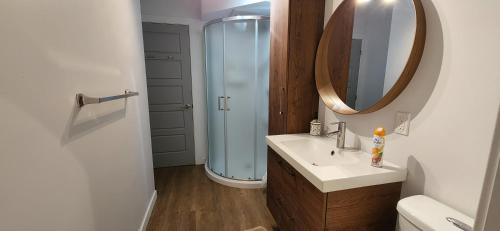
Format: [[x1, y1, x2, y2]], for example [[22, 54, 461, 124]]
[[316, 0, 426, 114]]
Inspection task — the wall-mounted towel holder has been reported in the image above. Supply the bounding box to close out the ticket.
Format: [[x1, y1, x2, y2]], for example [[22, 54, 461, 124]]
[[77, 90, 139, 107]]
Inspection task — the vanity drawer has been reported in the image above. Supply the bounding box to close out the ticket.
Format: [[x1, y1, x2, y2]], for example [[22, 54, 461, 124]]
[[295, 173, 327, 230], [325, 182, 402, 230], [267, 149, 324, 231], [268, 149, 299, 197], [268, 150, 296, 229], [268, 171, 299, 230], [266, 185, 284, 228]]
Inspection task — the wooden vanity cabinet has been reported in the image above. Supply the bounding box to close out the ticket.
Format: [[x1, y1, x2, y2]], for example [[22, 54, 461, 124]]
[[267, 150, 402, 231]]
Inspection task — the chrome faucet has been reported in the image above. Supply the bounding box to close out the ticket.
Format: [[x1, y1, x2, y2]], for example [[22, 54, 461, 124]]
[[326, 122, 346, 149]]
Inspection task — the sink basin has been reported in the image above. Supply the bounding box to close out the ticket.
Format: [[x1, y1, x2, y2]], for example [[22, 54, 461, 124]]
[[281, 138, 359, 166], [266, 134, 407, 192]]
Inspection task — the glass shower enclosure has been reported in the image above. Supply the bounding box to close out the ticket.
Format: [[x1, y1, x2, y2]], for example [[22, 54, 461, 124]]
[[204, 16, 270, 184]]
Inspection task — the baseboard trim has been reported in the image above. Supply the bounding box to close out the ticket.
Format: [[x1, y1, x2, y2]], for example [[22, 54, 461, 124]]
[[139, 190, 157, 231]]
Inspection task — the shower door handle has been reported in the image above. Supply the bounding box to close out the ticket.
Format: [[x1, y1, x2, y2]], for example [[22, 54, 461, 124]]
[[218, 96, 225, 111], [225, 96, 231, 111], [217, 96, 231, 111]]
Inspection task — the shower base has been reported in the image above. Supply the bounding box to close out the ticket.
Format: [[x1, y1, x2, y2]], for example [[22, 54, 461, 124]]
[[204, 163, 266, 189]]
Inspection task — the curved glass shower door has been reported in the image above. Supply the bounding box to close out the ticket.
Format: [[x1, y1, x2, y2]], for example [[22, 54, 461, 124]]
[[205, 16, 270, 181]]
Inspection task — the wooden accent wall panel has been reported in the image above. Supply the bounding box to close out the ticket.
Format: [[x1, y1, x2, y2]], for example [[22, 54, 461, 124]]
[[268, 0, 325, 135], [268, 0, 289, 135], [286, 0, 325, 133]]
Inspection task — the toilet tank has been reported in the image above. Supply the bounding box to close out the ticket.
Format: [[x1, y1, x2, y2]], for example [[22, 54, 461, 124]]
[[397, 195, 474, 231]]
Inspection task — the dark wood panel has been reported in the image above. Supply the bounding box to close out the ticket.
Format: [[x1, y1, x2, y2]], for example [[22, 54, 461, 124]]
[[267, 149, 288, 230], [326, 0, 355, 101], [267, 0, 326, 224], [147, 166, 276, 231], [269, 150, 297, 190], [286, 0, 324, 133], [295, 171, 327, 231], [266, 0, 406, 229], [266, 185, 283, 229], [268, 0, 289, 135], [326, 182, 402, 230], [267, 150, 326, 231], [269, 0, 324, 135], [268, 149, 402, 230]]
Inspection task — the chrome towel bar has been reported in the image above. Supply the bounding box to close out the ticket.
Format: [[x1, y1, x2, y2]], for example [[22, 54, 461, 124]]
[[77, 90, 139, 107]]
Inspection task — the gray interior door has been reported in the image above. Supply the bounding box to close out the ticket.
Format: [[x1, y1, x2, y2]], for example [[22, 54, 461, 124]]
[[143, 23, 195, 167], [346, 38, 362, 108]]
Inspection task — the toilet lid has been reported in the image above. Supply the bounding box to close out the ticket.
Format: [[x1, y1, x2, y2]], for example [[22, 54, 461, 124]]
[[397, 195, 474, 230]]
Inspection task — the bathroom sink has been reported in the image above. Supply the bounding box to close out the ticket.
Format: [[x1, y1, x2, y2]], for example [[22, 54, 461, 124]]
[[281, 138, 359, 166], [266, 134, 407, 192]]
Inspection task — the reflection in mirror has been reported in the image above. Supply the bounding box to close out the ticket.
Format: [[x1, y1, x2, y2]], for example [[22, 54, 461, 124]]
[[345, 0, 416, 110], [315, 0, 425, 115]]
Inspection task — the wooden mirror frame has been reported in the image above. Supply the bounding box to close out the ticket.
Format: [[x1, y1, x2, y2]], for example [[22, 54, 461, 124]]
[[315, 0, 426, 115]]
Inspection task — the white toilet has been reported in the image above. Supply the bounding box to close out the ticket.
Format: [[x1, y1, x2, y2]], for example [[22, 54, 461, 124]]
[[397, 195, 474, 231]]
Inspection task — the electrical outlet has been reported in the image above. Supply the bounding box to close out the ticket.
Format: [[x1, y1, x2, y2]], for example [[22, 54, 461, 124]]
[[394, 112, 411, 136]]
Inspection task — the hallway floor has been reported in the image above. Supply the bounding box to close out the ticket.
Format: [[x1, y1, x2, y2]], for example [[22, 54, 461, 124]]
[[147, 165, 276, 231]]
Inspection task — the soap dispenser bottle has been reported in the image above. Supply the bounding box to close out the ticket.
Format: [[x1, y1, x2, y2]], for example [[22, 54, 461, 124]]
[[371, 127, 385, 168]]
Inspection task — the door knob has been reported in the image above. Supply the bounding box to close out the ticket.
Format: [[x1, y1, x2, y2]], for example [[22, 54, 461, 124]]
[[183, 104, 193, 110]]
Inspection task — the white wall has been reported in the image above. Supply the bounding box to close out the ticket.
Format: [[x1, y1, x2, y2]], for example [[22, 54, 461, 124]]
[[474, 106, 500, 230], [142, 0, 201, 20], [321, 0, 500, 217], [0, 0, 155, 230], [384, 0, 416, 94], [352, 1, 393, 110], [201, 0, 269, 20], [483, 143, 500, 230], [140, 0, 208, 165]]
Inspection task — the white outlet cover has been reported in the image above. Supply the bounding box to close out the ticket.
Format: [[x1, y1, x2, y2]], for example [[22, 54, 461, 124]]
[[394, 112, 411, 136]]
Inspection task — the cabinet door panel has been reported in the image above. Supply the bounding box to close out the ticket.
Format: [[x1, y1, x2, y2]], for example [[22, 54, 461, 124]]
[[268, 150, 325, 230], [326, 182, 401, 230], [269, 0, 289, 135], [295, 173, 327, 231], [267, 184, 283, 228]]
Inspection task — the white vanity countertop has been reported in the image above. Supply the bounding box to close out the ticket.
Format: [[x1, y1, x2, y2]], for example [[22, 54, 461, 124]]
[[266, 134, 407, 193]]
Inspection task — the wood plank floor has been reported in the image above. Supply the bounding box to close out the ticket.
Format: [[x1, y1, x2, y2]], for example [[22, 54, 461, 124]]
[[147, 165, 276, 231]]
